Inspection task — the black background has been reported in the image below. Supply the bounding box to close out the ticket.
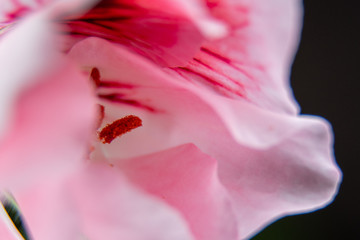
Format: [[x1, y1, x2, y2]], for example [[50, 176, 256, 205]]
[[252, 0, 359, 239]]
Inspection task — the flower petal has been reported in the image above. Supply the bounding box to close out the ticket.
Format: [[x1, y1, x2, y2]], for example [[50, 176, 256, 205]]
[[217, 119, 342, 238], [171, 0, 303, 114], [0, 60, 96, 189], [0, 11, 57, 136], [118, 144, 239, 240], [69, 37, 341, 239], [14, 163, 195, 240]]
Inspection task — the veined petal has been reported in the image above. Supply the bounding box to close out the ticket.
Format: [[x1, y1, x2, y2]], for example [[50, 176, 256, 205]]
[[129, 0, 228, 39], [69, 37, 341, 239], [62, 0, 209, 67], [67, 37, 309, 153], [60, 0, 301, 113], [13, 163, 195, 240], [171, 0, 303, 114], [118, 144, 239, 240]]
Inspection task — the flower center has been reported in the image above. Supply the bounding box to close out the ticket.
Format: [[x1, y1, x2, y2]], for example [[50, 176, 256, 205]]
[[90, 68, 143, 144]]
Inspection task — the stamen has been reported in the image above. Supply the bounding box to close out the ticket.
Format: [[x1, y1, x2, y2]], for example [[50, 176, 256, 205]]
[[98, 115, 142, 144]]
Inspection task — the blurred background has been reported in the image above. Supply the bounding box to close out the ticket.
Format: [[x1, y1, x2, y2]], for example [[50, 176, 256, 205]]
[[252, 0, 359, 239]]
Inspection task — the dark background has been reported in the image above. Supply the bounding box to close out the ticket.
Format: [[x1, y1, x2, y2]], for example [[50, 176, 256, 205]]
[[252, 0, 359, 239]]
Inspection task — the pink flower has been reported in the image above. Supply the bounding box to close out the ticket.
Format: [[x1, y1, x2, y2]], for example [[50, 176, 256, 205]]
[[0, 0, 342, 239]]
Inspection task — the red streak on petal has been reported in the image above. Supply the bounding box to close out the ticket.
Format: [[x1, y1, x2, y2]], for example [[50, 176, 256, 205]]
[[200, 47, 254, 81], [192, 58, 246, 90], [98, 115, 142, 144], [89, 67, 135, 89], [90, 67, 101, 87], [99, 81, 134, 89], [96, 104, 105, 129], [177, 67, 246, 98], [98, 94, 157, 112], [200, 47, 231, 64]]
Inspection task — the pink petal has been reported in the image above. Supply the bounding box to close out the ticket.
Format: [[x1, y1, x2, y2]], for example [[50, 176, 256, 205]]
[[0, 60, 96, 189], [217, 119, 342, 238], [171, 0, 303, 114], [0, 11, 57, 135], [14, 163, 195, 240], [69, 37, 341, 238], [118, 144, 239, 240]]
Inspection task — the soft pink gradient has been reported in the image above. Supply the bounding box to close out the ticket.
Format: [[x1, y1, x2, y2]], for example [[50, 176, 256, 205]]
[[0, 60, 96, 190], [0, 0, 341, 239], [119, 144, 239, 240], [13, 162, 195, 240]]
